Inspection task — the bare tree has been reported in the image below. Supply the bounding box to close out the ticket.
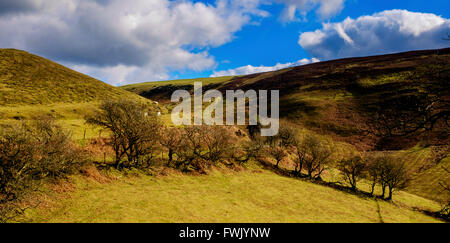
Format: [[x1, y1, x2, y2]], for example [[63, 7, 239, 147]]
[[295, 134, 333, 180], [86, 100, 160, 169], [173, 125, 235, 172], [231, 139, 263, 165], [384, 159, 409, 200], [366, 153, 409, 200], [338, 155, 366, 191], [159, 126, 182, 166], [268, 146, 287, 168], [366, 157, 380, 196]]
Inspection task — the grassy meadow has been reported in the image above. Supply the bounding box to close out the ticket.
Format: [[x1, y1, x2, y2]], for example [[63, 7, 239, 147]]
[[24, 167, 442, 223]]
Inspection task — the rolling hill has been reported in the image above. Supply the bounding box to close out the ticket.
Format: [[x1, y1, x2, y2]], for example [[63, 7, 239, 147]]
[[123, 48, 450, 150], [123, 48, 450, 202], [0, 48, 148, 140], [0, 48, 447, 222], [0, 49, 139, 106]]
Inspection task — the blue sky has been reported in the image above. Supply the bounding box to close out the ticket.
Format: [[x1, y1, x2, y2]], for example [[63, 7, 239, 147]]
[[0, 0, 449, 85], [177, 0, 450, 79]]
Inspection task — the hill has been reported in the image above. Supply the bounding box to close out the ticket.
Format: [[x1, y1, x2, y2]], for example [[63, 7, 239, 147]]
[[123, 48, 450, 149], [0, 49, 149, 141], [0, 49, 139, 106], [123, 48, 450, 202]]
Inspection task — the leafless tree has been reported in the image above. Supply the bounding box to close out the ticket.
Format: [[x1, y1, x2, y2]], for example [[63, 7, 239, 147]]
[[366, 153, 409, 200], [338, 155, 366, 191], [295, 134, 333, 180], [268, 146, 287, 168], [159, 126, 183, 166], [86, 100, 160, 169], [384, 159, 409, 200], [173, 125, 235, 172]]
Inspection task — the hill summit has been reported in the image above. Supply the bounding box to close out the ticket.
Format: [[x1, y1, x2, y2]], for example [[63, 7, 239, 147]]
[[0, 49, 137, 106]]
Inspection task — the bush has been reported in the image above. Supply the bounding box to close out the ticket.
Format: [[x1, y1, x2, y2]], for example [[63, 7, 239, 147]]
[[0, 117, 87, 222], [172, 125, 236, 172], [86, 100, 160, 169]]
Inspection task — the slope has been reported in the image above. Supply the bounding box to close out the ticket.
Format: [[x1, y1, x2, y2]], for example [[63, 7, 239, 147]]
[[0, 48, 140, 106]]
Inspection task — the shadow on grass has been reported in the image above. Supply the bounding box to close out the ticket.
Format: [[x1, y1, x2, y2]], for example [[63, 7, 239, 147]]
[[257, 158, 449, 222]]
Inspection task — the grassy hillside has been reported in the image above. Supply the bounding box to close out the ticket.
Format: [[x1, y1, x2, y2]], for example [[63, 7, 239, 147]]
[[122, 48, 450, 203], [0, 48, 447, 223], [25, 168, 441, 223], [0, 49, 150, 141], [123, 49, 449, 150], [0, 49, 139, 106]]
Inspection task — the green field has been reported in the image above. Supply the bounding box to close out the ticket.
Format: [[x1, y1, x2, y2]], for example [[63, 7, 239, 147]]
[[25, 167, 441, 223]]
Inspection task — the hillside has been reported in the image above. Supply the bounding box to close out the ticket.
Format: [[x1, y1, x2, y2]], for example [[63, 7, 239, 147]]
[[123, 48, 450, 150], [0, 49, 139, 106], [123, 48, 450, 202], [0, 49, 149, 141], [0, 48, 447, 222]]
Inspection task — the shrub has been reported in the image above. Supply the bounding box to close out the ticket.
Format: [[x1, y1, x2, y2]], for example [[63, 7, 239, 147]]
[[172, 125, 236, 172], [86, 100, 160, 169], [0, 118, 87, 222]]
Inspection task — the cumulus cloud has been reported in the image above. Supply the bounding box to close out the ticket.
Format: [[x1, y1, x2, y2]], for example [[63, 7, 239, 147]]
[[277, 0, 345, 22], [298, 9, 450, 60], [210, 58, 319, 77], [0, 0, 269, 84], [0, 0, 351, 84]]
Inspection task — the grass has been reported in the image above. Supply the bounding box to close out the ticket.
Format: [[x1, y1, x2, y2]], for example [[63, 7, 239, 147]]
[[121, 76, 236, 94], [25, 167, 441, 223], [2, 48, 448, 223], [0, 102, 104, 142], [0, 48, 142, 106]]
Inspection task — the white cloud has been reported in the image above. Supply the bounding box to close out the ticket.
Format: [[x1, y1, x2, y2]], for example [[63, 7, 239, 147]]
[[277, 0, 345, 22], [210, 58, 319, 77], [0, 0, 266, 84], [0, 0, 351, 84], [298, 9, 450, 60]]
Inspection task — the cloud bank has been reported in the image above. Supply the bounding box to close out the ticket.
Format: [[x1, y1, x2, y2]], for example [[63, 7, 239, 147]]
[[0, 0, 271, 84], [210, 58, 319, 77], [298, 10, 450, 60], [0, 0, 348, 84]]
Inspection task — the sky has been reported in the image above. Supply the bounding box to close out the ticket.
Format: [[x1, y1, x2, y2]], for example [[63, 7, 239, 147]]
[[0, 0, 449, 85]]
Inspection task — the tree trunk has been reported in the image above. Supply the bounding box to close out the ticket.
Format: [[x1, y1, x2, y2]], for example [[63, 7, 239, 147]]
[[381, 185, 386, 198], [168, 149, 173, 165], [370, 180, 376, 196]]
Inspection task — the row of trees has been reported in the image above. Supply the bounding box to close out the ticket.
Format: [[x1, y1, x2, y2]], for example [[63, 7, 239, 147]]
[[339, 153, 409, 200], [263, 124, 334, 180], [0, 117, 87, 222], [86, 100, 257, 172], [87, 100, 412, 200], [260, 124, 410, 200]]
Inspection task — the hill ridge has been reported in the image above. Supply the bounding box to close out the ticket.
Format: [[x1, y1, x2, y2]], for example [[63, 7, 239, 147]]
[[0, 48, 140, 106]]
